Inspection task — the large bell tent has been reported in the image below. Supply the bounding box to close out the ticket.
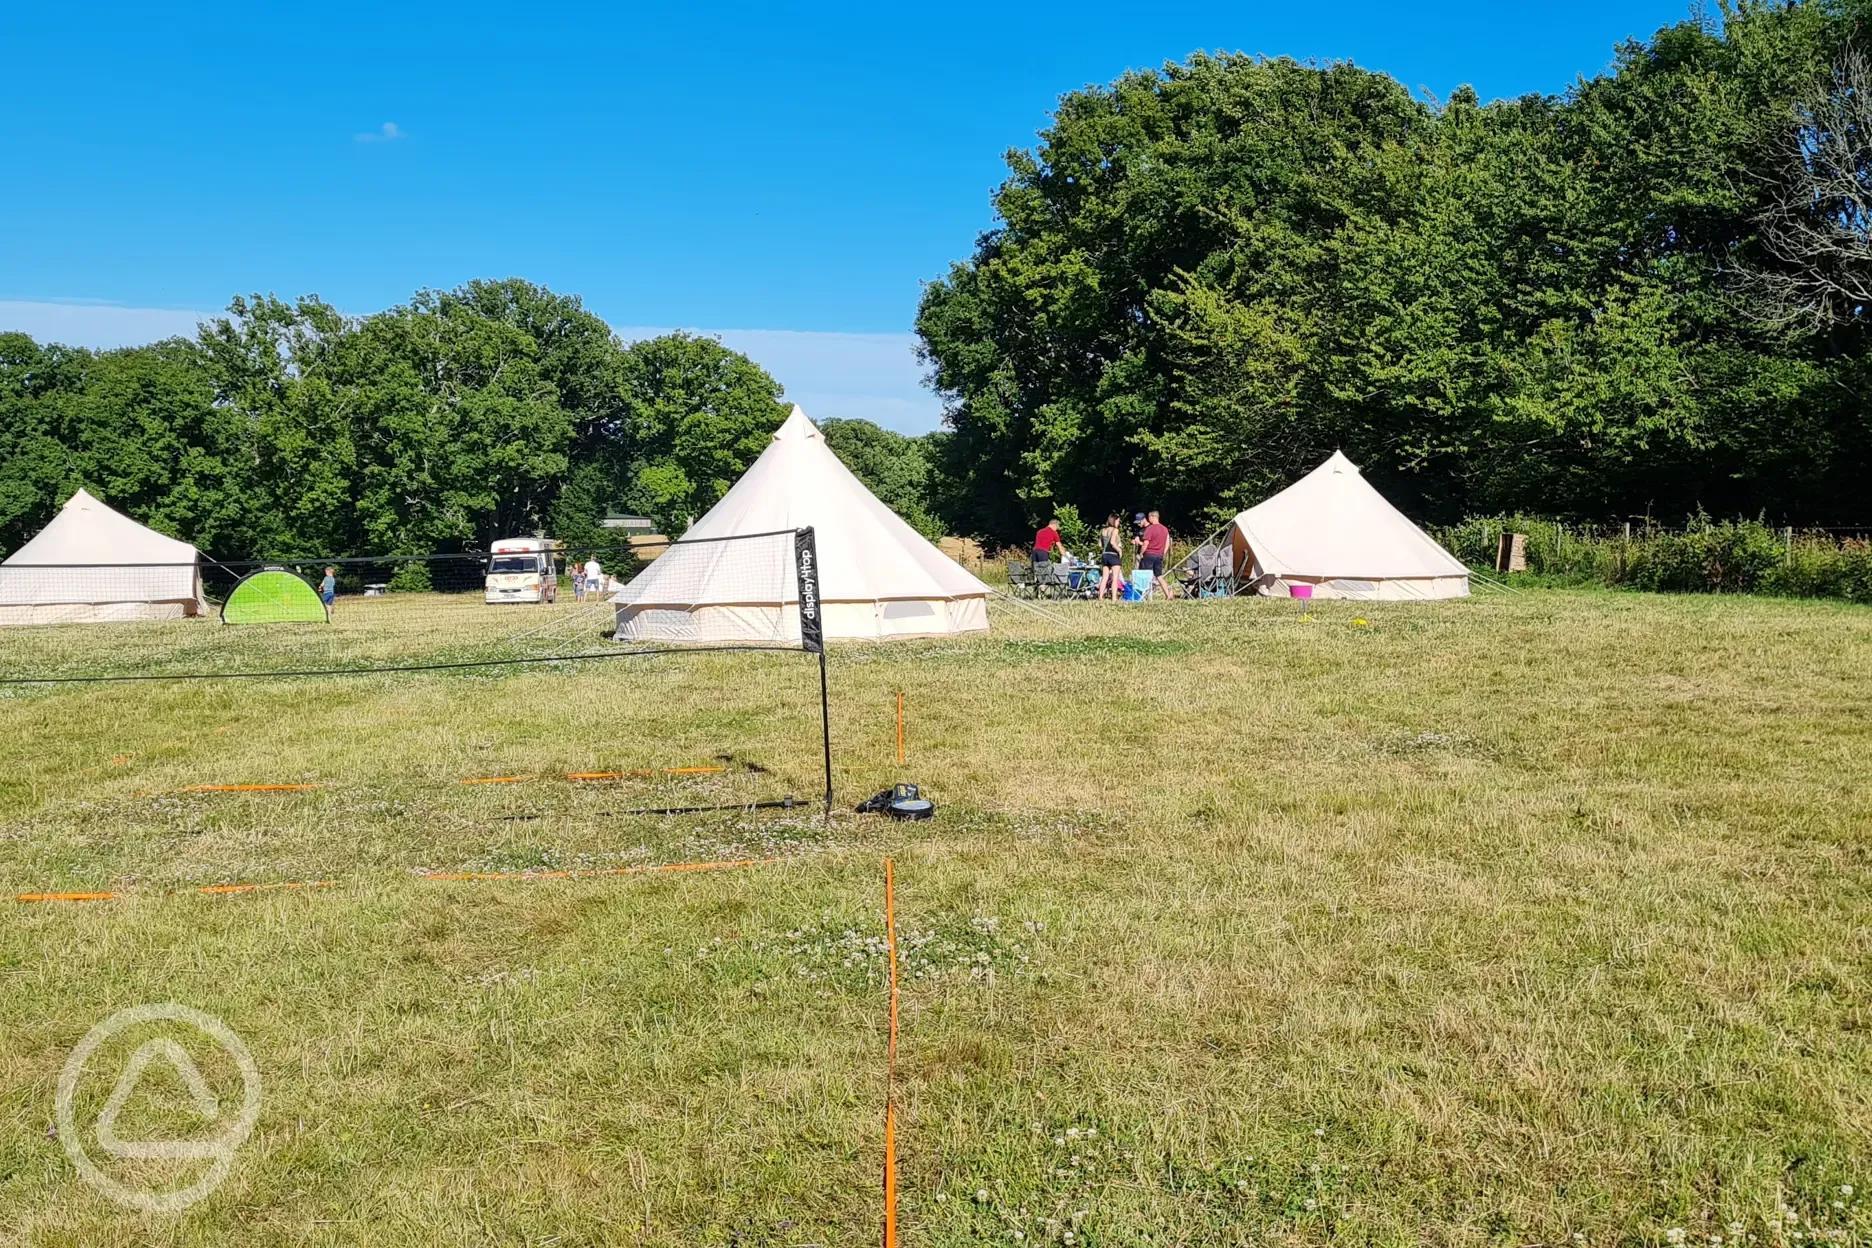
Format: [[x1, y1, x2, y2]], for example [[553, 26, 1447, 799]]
[[1227, 452, 1470, 600], [0, 490, 208, 625], [614, 406, 991, 642]]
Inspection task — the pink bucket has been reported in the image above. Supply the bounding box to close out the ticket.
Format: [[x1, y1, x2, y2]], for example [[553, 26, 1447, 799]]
[[1290, 584, 1313, 600]]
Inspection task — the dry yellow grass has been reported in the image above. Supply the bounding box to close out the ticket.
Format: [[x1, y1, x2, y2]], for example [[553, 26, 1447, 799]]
[[0, 588, 1868, 1245]]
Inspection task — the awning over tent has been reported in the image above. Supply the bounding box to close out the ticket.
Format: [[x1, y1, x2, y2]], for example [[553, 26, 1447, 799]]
[[0, 490, 207, 625], [1229, 452, 1469, 600], [615, 406, 991, 642]]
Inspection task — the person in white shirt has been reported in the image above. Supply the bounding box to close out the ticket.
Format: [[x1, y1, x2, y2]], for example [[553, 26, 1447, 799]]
[[583, 558, 602, 598]]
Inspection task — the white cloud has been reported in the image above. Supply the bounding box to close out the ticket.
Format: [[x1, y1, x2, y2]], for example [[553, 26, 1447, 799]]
[[0, 300, 208, 349], [0, 301, 948, 435], [616, 326, 943, 435], [354, 122, 404, 143]]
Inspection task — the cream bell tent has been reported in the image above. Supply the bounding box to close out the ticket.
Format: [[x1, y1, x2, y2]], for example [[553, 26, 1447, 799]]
[[615, 406, 990, 642], [1228, 452, 1469, 600], [0, 490, 207, 625]]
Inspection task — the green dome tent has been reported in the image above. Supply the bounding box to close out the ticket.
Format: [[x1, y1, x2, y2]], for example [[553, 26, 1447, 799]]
[[221, 568, 329, 624]]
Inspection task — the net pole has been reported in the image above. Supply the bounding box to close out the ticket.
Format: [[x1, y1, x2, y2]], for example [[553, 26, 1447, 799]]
[[794, 527, 833, 822]]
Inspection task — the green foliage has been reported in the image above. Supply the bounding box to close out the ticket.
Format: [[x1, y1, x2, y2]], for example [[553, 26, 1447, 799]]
[[604, 333, 790, 533], [916, 7, 1872, 541], [0, 331, 259, 555], [1440, 515, 1872, 602], [818, 418, 945, 538], [0, 285, 789, 560]]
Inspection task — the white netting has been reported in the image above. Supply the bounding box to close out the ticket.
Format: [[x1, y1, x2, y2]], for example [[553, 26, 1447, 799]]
[[613, 530, 803, 646]]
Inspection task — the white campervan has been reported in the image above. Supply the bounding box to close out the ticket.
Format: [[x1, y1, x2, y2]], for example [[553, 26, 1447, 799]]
[[485, 538, 558, 604]]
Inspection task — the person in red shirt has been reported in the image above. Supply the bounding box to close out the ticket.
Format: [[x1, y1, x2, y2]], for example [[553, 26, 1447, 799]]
[[1031, 517, 1068, 566], [1133, 509, 1177, 598]]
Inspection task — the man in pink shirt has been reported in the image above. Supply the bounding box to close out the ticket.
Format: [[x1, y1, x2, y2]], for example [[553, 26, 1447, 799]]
[[1134, 510, 1177, 598]]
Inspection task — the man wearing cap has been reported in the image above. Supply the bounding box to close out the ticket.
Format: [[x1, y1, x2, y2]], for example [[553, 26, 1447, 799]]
[[1133, 509, 1177, 598]]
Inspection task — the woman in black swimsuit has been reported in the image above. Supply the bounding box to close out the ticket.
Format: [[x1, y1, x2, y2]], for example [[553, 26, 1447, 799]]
[[1097, 513, 1125, 600]]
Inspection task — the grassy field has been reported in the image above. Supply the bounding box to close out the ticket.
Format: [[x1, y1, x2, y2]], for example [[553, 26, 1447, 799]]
[[1, 587, 1868, 1246]]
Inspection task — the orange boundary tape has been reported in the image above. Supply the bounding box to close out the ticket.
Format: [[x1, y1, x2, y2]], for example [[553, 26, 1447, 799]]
[[883, 857, 900, 1248], [191, 880, 338, 896], [566, 766, 727, 781], [417, 856, 781, 883], [16, 891, 119, 903]]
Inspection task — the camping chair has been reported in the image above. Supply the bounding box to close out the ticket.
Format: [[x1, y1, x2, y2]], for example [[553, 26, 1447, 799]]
[[1177, 528, 1240, 598], [1037, 562, 1078, 599], [1005, 559, 1040, 599]]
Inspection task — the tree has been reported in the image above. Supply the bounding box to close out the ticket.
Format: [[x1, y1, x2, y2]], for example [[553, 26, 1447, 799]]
[[917, 7, 1871, 534], [595, 333, 789, 533], [1751, 45, 1872, 330], [819, 418, 944, 537]]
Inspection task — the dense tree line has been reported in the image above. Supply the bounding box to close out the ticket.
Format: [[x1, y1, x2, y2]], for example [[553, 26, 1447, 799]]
[[916, 2, 1872, 541], [0, 281, 808, 559]]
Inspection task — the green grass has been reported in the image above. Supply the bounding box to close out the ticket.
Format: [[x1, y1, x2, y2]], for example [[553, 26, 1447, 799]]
[[1, 589, 1869, 1245]]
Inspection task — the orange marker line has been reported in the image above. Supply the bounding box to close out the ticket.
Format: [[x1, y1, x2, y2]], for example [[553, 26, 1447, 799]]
[[417, 856, 781, 883], [565, 765, 726, 781], [883, 1101, 899, 1248], [183, 783, 321, 793], [193, 880, 338, 896], [16, 891, 119, 903]]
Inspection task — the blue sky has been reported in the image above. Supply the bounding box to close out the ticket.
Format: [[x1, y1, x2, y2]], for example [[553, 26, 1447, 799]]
[[1, 0, 1697, 432]]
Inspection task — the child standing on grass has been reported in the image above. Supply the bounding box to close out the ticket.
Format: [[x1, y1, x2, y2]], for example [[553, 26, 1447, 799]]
[[319, 566, 337, 617], [573, 563, 587, 602]]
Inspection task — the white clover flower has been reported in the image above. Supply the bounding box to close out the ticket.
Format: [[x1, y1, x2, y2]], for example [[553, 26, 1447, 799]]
[[1236, 1179, 1250, 1192], [1730, 1225, 1745, 1236], [1831, 1202, 1844, 1211], [1066, 1127, 1081, 1139], [1010, 1234, 1024, 1242], [1313, 1128, 1325, 1138], [1304, 1198, 1318, 1211], [1085, 1128, 1097, 1138], [975, 1189, 989, 1204], [1573, 1235, 1587, 1245], [1054, 1136, 1066, 1146], [1841, 1186, 1855, 1197], [1667, 1229, 1687, 1245]]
